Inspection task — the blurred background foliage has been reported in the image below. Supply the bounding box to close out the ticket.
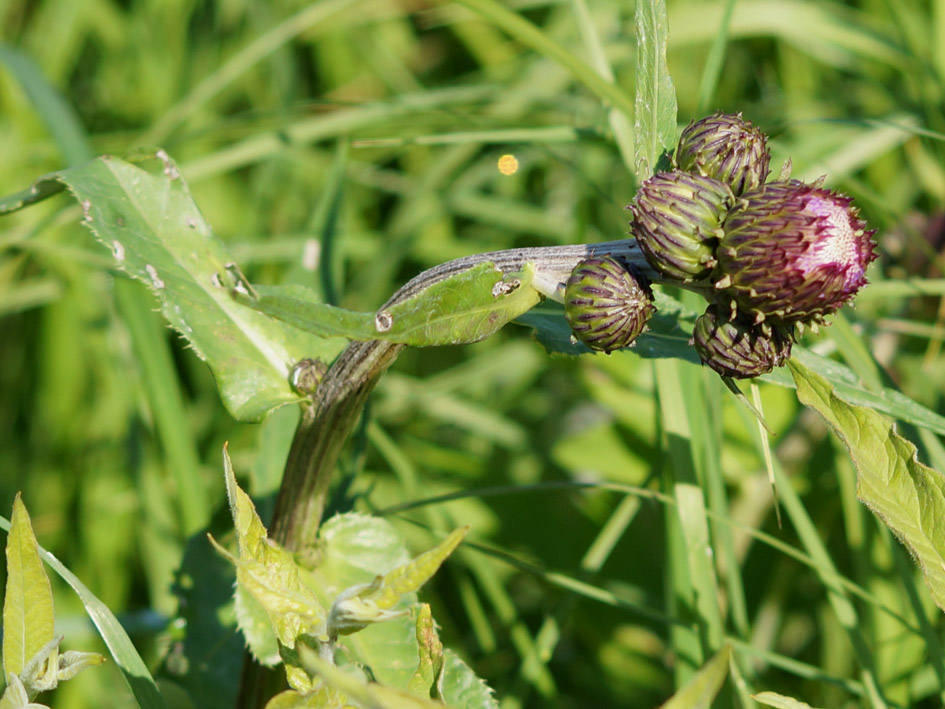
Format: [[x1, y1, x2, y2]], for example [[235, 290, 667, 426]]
[[2, 0, 945, 706]]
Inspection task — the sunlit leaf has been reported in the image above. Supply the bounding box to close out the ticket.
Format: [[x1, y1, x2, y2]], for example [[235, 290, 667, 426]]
[[753, 691, 823, 709], [326, 528, 468, 638], [790, 360, 945, 611], [407, 605, 444, 699], [211, 447, 326, 648], [11, 156, 346, 421], [658, 644, 731, 708], [242, 263, 542, 347], [298, 645, 445, 709], [3, 495, 55, 684]]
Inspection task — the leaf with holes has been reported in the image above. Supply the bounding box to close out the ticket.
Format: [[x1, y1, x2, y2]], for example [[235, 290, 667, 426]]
[[15, 154, 347, 422]]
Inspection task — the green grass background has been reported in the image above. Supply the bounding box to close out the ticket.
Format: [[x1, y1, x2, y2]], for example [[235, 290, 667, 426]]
[[2, 0, 945, 706]]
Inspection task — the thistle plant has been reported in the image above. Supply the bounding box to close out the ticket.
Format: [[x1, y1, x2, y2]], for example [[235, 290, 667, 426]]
[[622, 113, 877, 379]]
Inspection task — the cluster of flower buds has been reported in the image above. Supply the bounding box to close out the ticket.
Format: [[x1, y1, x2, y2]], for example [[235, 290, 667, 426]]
[[614, 111, 878, 378]]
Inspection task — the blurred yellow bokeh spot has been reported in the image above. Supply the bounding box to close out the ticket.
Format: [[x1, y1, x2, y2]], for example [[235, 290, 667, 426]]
[[497, 154, 518, 175]]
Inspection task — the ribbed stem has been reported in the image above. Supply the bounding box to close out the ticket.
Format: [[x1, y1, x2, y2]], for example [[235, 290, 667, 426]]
[[239, 237, 670, 706]]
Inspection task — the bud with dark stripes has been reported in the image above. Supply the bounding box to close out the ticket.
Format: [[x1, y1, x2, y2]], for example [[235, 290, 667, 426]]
[[564, 256, 656, 353], [692, 305, 793, 378], [629, 171, 734, 283]]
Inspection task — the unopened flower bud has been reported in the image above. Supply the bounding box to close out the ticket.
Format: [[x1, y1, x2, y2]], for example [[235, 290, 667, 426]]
[[564, 256, 655, 353], [713, 180, 878, 325], [692, 305, 792, 378], [675, 112, 770, 195], [629, 171, 734, 283]]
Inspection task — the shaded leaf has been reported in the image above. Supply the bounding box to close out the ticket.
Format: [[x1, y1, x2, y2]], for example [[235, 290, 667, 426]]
[[3, 495, 55, 683], [789, 360, 945, 611], [659, 644, 731, 708]]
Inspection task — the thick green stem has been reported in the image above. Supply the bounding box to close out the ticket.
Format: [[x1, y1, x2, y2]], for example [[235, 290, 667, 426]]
[[239, 237, 661, 705], [269, 339, 405, 550]]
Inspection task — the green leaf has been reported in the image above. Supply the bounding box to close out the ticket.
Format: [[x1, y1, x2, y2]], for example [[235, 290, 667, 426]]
[[211, 447, 326, 648], [234, 585, 281, 666], [658, 644, 731, 709], [789, 360, 945, 611], [372, 527, 468, 610], [264, 687, 347, 709], [438, 651, 499, 709], [326, 527, 468, 638], [297, 645, 445, 709], [3, 495, 55, 684], [19, 155, 347, 421], [634, 0, 678, 180], [242, 263, 542, 347], [753, 691, 823, 709], [0, 675, 34, 709]]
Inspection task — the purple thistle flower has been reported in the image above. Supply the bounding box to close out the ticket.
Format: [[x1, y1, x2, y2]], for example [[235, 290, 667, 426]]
[[713, 180, 878, 325]]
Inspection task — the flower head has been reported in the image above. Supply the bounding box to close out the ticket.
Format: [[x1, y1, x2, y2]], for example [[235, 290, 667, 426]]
[[675, 112, 770, 195], [564, 256, 655, 352], [692, 305, 793, 378], [629, 171, 734, 283], [713, 180, 877, 325]]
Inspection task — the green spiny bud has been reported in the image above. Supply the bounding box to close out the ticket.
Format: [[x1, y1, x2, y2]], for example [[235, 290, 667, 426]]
[[628, 171, 734, 283], [713, 180, 878, 325], [564, 256, 655, 353], [692, 305, 793, 378], [675, 112, 770, 195]]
